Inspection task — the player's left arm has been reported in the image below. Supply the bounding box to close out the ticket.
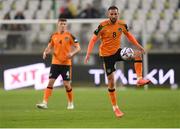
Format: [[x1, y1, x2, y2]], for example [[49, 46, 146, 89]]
[[68, 43, 81, 58], [126, 32, 145, 54], [123, 24, 145, 54], [67, 35, 81, 58]]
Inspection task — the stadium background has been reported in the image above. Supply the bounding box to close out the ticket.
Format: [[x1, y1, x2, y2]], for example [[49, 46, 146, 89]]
[[0, 0, 180, 128]]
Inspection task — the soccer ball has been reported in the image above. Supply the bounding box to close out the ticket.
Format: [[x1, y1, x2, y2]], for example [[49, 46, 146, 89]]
[[120, 47, 134, 60]]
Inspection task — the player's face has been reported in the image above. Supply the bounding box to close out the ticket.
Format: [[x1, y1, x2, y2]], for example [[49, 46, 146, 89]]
[[108, 9, 119, 24], [58, 21, 67, 32]]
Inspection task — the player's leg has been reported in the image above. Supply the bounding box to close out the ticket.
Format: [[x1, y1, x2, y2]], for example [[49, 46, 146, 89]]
[[134, 55, 143, 79], [103, 55, 124, 118], [107, 72, 117, 108], [107, 72, 124, 118], [36, 64, 60, 109], [36, 79, 55, 109], [64, 81, 74, 109], [134, 54, 151, 86], [62, 65, 74, 109]]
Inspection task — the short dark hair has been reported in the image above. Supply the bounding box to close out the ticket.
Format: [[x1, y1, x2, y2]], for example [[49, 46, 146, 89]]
[[58, 18, 67, 22], [108, 5, 119, 11]]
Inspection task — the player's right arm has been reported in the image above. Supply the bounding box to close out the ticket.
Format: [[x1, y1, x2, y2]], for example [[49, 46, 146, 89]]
[[43, 44, 53, 59], [84, 34, 98, 64], [43, 35, 54, 59], [84, 24, 103, 64]]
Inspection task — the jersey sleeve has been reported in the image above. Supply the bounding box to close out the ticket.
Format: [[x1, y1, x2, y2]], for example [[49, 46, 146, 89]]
[[118, 20, 129, 35], [94, 24, 103, 36], [48, 34, 54, 46], [122, 23, 129, 35], [70, 34, 79, 46]]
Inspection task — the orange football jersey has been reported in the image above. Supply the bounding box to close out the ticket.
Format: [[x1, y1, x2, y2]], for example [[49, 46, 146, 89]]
[[49, 31, 79, 65], [94, 20, 128, 56]]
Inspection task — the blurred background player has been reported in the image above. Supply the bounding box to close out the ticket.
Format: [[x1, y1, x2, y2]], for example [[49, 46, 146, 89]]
[[84, 6, 151, 118], [36, 18, 81, 109]]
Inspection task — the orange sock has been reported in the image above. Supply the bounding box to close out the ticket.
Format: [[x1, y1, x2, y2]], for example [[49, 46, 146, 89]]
[[66, 88, 73, 103], [43, 87, 53, 103], [134, 56, 143, 79], [108, 88, 117, 106]]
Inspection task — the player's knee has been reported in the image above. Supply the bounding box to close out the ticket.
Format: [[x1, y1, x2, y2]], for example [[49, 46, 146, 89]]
[[47, 79, 55, 87], [64, 82, 71, 90], [134, 55, 142, 60], [108, 74, 114, 81], [65, 85, 72, 91], [108, 77, 115, 88]]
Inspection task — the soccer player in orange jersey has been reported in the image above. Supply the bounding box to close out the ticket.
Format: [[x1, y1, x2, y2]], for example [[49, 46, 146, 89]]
[[84, 6, 151, 118], [36, 18, 81, 109]]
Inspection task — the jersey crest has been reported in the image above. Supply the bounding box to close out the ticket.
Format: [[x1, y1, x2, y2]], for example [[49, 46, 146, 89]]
[[118, 28, 122, 32], [65, 37, 70, 42]]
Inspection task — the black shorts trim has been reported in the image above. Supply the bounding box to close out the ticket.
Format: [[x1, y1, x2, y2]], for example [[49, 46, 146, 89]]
[[101, 48, 123, 76], [49, 64, 71, 81]]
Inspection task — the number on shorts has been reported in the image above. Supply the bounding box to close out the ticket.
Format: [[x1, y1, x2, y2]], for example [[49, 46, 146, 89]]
[[66, 71, 70, 79]]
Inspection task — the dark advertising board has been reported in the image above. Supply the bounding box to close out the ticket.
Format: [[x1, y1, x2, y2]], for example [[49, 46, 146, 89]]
[[0, 53, 179, 90]]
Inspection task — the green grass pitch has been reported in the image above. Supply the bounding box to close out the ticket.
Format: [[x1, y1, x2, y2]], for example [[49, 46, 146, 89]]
[[0, 86, 180, 128]]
